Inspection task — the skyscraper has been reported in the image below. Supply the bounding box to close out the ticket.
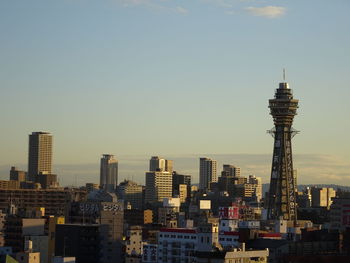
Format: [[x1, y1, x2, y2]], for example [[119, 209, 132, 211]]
[[145, 171, 172, 204], [149, 156, 173, 173], [28, 132, 53, 182], [267, 80, 299, 221], [100, 154, 118, 193], [199, 157, 217, 190]]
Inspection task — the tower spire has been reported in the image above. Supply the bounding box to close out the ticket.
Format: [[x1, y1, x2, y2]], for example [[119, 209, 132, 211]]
[[283, 68, 286, 81], [267, 78, 299, 222]]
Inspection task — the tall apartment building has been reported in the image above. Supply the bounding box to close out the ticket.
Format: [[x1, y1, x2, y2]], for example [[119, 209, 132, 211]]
[[172, 172, 191, 201], [10, 167, 26, 182], [28, 132, 53, 182], [145, 171, 172, 204], [311, 187, 336, 208], [199, 157, 217, 190], [149, 156, 173, 173], [222, 164, 241, 177], [117, 180, 143, 209], [100, 154, 118, 193]]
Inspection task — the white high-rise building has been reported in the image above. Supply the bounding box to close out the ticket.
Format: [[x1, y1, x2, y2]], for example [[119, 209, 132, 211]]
[[100, 154, 118, 193], [199, 157, 217, 190]]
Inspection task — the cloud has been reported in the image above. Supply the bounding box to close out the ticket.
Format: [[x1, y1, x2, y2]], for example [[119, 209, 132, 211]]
[[115, 0, 189, 14], [175, 6, 189, 14], [245, 6, 286, 18]]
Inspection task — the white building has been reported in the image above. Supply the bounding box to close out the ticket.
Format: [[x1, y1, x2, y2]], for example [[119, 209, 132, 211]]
[[142, 243, 158, 263]]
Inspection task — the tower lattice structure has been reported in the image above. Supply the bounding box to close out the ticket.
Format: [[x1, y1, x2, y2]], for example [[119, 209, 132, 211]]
[[267, 82, 299, 221]]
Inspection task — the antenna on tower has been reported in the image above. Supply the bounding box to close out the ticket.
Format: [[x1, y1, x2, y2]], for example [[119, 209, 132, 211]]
[[283, 68, 286, 81]]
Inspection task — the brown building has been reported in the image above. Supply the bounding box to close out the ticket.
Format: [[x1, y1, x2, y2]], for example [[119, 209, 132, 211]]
[[0, 181, 20, 190], [10, 167, 26, 182], [0, 189, 87, 216]]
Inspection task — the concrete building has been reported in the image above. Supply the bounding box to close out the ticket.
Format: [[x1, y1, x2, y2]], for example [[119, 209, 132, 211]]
[[145, 171, 172, 204], [196, 244, 269, 263], [172, 172, 191, 201], [158, 228, 197, 263], [28, 132, 53, 182], [4, 217, 46, 253], [311, 187, 336, 208], [222, 165, 241, 177], [52, 257, 76, 263], [10, 167, 26, 182], [0, 180, 20, 190], [117, 180, 143, 210], [0, 210, 6, 246], [149, 156, 173, 173], [199, 157, 217, 190], [125, 225, 143, 262], [100, 154, 118, 193], [55, 224, 99, 263], [330, 197, 350, 231], [142, 243, 157, 263], [85, 183, 99, 193], [0, 189, 87, 216]]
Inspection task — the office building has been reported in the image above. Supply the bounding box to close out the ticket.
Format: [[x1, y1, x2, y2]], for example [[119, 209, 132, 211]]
[[199, 157, 217, 190], [117, 180, 143, 209], [311, 187, 336, 208], [172, 171, 191, 200], [222, 164, 241, 177], [100, 154, 118, 193], [145, 171, 172, 204], [149, 156, 173, 173], [28, 132, 53, 182], [10, 167, 26, 182], [55, 224, 99, 263], [267, 80, 299, 221]]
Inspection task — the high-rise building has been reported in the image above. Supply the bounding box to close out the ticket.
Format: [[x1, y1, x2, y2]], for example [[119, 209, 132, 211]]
[[117, 180, 143, 209], [222, 164, 241, 177], [28, 132, 53, 182], [172, 171, 191, 200], [199, 157, 217, 190], [145, 171, 172, 204], [267, 80, 299, 221], [149, 156, 173, 173], [311, 187, 336, 209], [10, 167, 26, 182], [100, 154, 118, 193]]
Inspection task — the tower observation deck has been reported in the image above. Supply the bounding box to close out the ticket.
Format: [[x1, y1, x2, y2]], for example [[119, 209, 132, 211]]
[[267, 82, 299, 221]]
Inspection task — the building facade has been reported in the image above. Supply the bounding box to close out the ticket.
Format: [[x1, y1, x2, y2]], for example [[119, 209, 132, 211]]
[[199, 158, 217, 191], [28, 132, 53, 182], [100, 154, 118, 193]]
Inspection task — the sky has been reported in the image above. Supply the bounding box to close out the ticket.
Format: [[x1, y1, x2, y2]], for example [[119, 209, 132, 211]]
[[0, 0, 349, 186]]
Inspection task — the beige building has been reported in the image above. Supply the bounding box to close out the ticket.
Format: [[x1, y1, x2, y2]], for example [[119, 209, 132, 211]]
[[145, 171, 172, 204], [10, 167, 26, 182], [28, 132, 53, 182], [311, 187, 336, 208], [118, 180, 143, 209], [178, 184, 187, 203]]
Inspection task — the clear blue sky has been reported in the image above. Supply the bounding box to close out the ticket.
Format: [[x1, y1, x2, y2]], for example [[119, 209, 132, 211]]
[[0, 0, 349, 185]]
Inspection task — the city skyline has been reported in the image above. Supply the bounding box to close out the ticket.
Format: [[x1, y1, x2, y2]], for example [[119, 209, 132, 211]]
[[0, 1, 349, 186]]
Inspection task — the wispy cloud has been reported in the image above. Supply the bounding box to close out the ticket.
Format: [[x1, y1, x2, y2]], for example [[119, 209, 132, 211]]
[[115, 0, 189, 14], [245, 6, 286, 18]]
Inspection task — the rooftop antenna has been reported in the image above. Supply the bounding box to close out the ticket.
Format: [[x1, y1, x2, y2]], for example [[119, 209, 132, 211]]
[[283, 68, 286, 81]]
